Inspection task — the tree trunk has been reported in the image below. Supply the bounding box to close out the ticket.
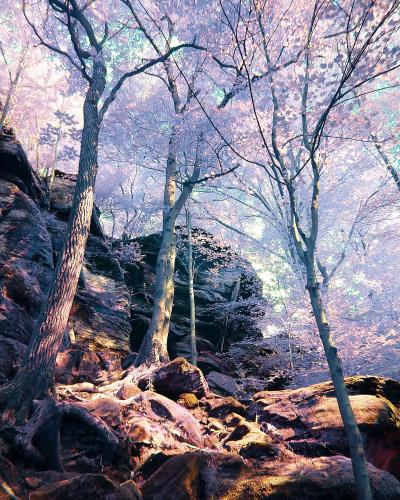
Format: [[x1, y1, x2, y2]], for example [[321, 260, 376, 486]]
[[135, 212, 177, 365], [135, 129, 178, 366], [47, 131, 61, 192], [0, 61, 106, 419], [0, 80, 17, 131], [285, 148, 373, 498], [135, 130, 202, 366], [305, 262, 372, 500], [287, 159, 372, 499], [220, 277, 240, 352], [0, 50, 26, 131], [186, 206, 197, 366]]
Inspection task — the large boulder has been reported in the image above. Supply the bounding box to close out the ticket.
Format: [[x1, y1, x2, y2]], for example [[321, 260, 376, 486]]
[[126, 391, 205, 447], [218, 455, 400, 500], [140, 451, 400, 500], [137, 357, 209, 398], [251, 376, 400, 478], [122, 391, 206, 468]]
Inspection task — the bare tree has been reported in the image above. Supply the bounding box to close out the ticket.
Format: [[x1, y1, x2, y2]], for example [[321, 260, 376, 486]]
[[119, 2, 235, 365], [186, 1, 400, 498]]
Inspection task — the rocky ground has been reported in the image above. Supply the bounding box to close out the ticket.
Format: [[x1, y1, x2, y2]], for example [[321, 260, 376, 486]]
[[0, 353, 399, 499]]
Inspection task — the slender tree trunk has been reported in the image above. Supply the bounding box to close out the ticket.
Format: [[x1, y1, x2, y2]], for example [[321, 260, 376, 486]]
[[220, 277, 240, 352], [111, 209, 116, 241], [287, 157, 372, 499], [186, 205, 197, 366], [0, 61, 106, 419], [135, 130, 202, 366], [135, 129, 178, 365], [47, 131, 61, 192], [0, 50, 26, 131], [305, 260, 372, 500], [286, 323, 294, 375], [0, 80, 17, 131]]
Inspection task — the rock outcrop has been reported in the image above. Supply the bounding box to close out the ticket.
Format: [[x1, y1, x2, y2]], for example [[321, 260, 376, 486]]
[[0, 137, 54, 362], [0, 134, 46, 206], [251, 376, 400, 479], [0, 135, 264, 379], [0, 136, 131, 384], [121, 231, 264, 365]]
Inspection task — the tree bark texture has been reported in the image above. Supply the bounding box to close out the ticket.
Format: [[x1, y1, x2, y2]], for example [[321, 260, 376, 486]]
[[0, 59, 106, 417]]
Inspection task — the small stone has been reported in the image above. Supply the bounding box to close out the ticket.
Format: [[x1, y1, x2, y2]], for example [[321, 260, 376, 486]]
[[206, 372, 239, 397], [208, 397, 247, 418], [224, 432, 275, 458], [117, 383, 141, 400], [207, 417, 225, 432], [225, 420, 260, 442], [119, 480, 143, 499], [223, 413, 245, 427], [176, 393, 199, 409], [25, 477, 42, 488]]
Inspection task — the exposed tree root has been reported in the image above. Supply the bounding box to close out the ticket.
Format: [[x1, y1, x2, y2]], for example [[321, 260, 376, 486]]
[[14, 399, 63, 471], [0, 398, 119, 472], [60, 402, 119, 449]]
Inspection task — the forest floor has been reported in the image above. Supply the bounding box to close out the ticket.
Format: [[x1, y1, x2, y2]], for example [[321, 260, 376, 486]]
[[0, 351, 399, 499]]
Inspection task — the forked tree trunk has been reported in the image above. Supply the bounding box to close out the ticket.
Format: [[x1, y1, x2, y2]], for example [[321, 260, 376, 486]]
[[0, 61, 106, 419], [305, 260, 372, 500], [135, 131, 202, 366], [186, 206, 197, 366]]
